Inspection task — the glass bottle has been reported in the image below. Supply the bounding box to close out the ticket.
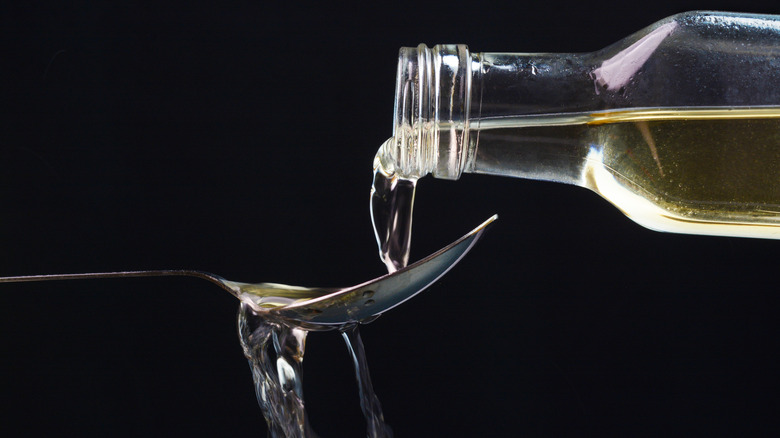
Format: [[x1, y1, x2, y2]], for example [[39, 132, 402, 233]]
[[377, 11, 780, 239]]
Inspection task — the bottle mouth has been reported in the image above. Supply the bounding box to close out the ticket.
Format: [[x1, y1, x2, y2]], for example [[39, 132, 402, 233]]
[[385, 44, 472, 180]]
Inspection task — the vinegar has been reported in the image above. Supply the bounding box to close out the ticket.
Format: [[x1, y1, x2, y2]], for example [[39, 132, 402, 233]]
[[471, 107, 780, 238]]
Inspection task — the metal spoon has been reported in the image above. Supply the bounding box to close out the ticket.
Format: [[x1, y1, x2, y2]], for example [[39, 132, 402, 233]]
[[0, 215, 496, 328]]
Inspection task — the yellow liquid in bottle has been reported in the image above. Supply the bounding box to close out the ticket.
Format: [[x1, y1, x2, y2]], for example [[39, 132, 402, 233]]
[[582, 108, 780, 238], [474, 107, 780, 238]]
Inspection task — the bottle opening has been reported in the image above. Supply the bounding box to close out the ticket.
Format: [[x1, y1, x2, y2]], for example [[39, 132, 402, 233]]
[[390, 44, 471, 180]]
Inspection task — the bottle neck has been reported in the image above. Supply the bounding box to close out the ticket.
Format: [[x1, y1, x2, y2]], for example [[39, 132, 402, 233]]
[[383, 44, 473, 180], [386, 44, 597, 183]]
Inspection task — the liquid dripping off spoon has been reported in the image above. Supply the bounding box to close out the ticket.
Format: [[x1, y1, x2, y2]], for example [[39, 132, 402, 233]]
[[0, 214, 496, 436]]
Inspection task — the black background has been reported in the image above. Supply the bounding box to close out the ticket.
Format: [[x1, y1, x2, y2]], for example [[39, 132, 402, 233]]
[[2, 1, 779, 436]]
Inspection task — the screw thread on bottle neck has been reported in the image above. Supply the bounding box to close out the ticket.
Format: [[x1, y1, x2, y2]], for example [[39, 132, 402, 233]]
[[389, 44, 471, 180]]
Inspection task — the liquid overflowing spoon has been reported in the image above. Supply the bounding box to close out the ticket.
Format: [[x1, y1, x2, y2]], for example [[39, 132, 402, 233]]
[[1, 215, 496, 437]]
